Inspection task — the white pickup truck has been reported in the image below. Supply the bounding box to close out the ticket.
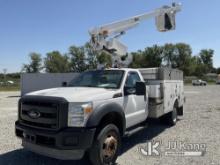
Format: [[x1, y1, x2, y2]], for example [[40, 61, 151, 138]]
[[192, 79, 207, 86], [15, 67, 184, 165]]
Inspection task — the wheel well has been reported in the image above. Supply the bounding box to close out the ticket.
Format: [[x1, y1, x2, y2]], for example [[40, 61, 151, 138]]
[[174, 99, 179, 108], [98, 112, 124, 136]]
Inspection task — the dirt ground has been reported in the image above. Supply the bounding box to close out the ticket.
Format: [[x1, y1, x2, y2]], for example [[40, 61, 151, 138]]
[[0, 85, 220, 165]]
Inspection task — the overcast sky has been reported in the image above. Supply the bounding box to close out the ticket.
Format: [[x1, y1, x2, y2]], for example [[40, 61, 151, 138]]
[[0, 0, 220, 73]]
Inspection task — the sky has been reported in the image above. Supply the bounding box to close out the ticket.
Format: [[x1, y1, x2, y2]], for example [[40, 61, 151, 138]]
[[0, 0, 220, 73]]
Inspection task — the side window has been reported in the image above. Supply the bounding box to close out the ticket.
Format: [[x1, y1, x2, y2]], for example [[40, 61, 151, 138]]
[[125, 72, 141, 88]]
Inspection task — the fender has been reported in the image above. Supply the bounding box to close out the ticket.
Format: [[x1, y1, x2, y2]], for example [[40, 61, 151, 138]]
[[86, 102, 126, 134]]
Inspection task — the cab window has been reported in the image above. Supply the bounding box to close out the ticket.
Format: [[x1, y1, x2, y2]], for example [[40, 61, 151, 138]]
[[125, 72, 141, 88]]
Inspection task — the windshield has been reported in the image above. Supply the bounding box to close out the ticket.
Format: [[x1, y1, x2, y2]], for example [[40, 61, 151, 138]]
[[69, 70, 124, 89]]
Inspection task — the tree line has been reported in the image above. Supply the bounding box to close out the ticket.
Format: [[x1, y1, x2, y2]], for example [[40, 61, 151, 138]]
[[129, 43, 217, 77], [22, 42, 220, 77], [0, 73, 20, 80], [22, 43, 102, 73]]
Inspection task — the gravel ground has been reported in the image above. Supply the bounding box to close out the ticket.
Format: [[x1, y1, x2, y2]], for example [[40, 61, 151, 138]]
[[0, 85, 220, 165]]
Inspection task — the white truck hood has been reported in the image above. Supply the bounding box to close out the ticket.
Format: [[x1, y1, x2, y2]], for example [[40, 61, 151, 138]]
[[26, 87, 117, 102]]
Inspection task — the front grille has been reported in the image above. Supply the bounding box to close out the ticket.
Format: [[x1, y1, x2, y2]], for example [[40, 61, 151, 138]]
[[20, 100, 59, 130]]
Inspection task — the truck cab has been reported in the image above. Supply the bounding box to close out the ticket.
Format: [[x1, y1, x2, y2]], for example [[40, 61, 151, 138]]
[[15, 68, 184, 165]]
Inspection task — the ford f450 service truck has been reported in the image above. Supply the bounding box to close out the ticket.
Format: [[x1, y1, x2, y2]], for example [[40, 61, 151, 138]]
[[16, 68, 184, 165], [15, 3, 183, 165]]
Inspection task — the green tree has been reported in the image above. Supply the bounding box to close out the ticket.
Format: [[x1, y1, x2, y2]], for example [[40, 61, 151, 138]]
[[69, 45, 87, 72], [84, 43, 98, 69], [22, 53, 42, 73], [215, 67, 220, 74], [191, 56, 208, 77], [162, 43, 195, 76], [68, 44, 113, 71], [130, 45, 163, 68], [199, 49, 214, 73], [174, 43, 193, 75], [129, 51, 144, 68], [191, 56, 200, 76], [44, 51, 70, 73], [143, 45, 163, 67], [96, 51, 112, 67], [162, 43, 176, 67]]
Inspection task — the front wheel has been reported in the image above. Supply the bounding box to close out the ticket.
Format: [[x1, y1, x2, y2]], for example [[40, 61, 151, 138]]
[[89, 124, 121, 165]]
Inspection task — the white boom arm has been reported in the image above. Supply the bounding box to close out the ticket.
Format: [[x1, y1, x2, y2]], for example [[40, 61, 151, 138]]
[[89, 3, 181, 65]]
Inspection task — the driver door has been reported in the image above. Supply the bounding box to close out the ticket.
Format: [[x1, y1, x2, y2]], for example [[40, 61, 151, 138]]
[[123, 72, 147, 128]]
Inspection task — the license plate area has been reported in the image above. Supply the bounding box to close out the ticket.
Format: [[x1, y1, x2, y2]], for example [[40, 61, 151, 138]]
[[23, 132, 36, 143]]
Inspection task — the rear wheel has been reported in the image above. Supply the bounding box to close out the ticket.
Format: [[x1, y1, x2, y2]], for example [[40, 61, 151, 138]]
[[89, 124, 121, 165], [169, 106, 177, 125], [160, 106, 177, 126]]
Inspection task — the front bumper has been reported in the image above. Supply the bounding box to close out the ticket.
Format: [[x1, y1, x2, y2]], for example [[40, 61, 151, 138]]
[[15, 121, 96, 160]]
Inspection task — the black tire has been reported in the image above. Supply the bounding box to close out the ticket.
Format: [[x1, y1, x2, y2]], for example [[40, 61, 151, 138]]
[[160, 106, 177, 126], [168, 106, 177, 125], [177, 106, 183, 116], [89, 124, 121, 165]]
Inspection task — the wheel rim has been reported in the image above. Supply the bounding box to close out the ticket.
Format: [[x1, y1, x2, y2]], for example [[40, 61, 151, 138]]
[[101, 131, 118, 162]]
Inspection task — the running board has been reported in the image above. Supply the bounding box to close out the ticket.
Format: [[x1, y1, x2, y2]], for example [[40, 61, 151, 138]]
[[124, 124, 148, 137]]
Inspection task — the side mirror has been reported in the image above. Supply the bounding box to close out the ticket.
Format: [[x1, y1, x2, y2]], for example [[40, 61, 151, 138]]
[[136, 81, 146, 96]]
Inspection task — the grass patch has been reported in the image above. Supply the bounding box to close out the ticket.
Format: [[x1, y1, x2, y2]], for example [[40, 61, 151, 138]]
[[0, 77, 20, 91], [0, 86, 20, 91]]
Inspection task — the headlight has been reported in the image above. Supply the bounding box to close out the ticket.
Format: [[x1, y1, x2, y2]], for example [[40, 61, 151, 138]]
[[68, 102, 93, 127]]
